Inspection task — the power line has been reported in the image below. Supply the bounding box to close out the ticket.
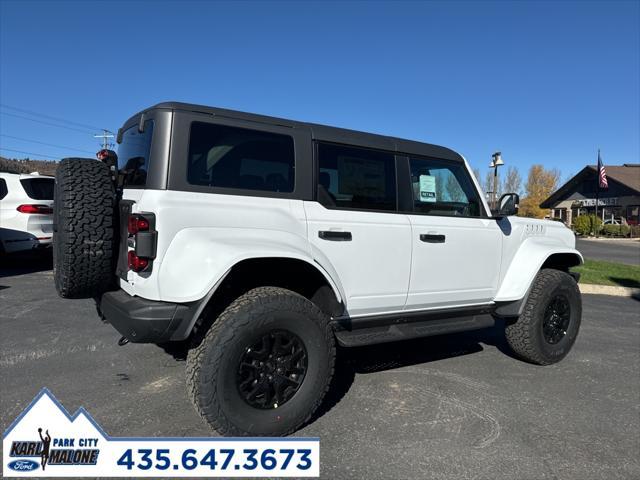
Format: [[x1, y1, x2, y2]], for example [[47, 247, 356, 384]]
[[0, 147, 60, 160], [0, 134, 95, 155], [0, 111, 95, 134], [0, 103, 106, 132]]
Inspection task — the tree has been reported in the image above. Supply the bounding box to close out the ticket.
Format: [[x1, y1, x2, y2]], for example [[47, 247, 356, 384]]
[[472, 168, 481, 184], [519, 165, 561, 218], [445, 173, 466, 202], [483, 170, 503, 207], [503, 166, 522, 195]]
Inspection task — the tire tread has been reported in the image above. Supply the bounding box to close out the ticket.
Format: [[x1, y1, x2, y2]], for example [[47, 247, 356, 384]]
[[186, 286, 335, 436]]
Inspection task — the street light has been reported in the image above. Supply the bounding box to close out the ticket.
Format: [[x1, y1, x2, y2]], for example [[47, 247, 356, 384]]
[[489, 151, 504, 210]]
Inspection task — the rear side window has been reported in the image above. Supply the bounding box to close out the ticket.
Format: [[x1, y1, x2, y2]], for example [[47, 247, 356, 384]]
[[409, 157, 482, 217], [0, 179, 7, 200], [20, 178, 54, 200], [317, 143, 397, 211], [117, 120, 154, 187], [187, 122, 295, 193]]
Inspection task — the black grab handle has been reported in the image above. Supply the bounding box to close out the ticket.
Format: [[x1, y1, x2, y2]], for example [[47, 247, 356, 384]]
[[319, 231, 352, 241], [420, 234, 445, 243]]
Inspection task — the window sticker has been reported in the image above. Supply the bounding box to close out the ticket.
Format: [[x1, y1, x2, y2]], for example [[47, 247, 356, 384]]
[[419, 175, 437, 203]]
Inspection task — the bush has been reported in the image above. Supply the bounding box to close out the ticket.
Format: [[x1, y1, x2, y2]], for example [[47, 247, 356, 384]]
[[573, 215, 602, 235], [601, 224, 631, 237]]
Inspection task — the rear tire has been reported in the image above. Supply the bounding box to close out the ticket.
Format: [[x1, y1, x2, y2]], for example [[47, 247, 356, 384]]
[[53, 158, 117, 299], [505, 269, 582, 365], [186, 287, 335, 436]]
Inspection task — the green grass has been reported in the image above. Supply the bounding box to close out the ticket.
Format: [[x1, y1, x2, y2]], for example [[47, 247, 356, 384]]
[[573, 259, 640, 288]]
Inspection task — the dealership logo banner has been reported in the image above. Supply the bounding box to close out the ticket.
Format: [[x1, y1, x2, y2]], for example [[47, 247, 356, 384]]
[[3, 389, 319, 477]]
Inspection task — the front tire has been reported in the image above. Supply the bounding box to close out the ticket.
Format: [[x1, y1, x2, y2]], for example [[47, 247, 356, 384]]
[[186, 287, 335, 436], [505, 269, 582, 365]]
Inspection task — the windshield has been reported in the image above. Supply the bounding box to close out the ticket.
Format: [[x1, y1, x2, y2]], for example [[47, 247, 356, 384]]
[[117, 120, 154, 187]]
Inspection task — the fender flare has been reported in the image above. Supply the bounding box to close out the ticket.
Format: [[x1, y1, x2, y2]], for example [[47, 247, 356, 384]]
[[493, 240, 583, 317], [167, 254, 344, 341]]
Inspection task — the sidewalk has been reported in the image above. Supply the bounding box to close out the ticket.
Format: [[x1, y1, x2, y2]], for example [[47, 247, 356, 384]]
[[579, 283, 640, 298], [578, 236, 640, 244]]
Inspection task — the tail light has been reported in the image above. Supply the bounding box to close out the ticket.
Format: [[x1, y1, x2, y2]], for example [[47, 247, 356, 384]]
[[17, 204, 53, 214], [128, 215, 150, 235], [128, 250, 149, 272], [126, 213, 156, 273]]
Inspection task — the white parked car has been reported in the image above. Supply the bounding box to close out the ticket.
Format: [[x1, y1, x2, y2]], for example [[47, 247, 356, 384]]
[[603, 217, 628, 226], [0, 172, 54, 254], [53, 102, 584, 437]]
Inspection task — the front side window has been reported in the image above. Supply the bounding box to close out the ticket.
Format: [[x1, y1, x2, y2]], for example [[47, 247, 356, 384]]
[[187, 122, 295, 193], [117, 120, 154, 187], [409, 157, 482, 217], [317, 143, 397, 211]]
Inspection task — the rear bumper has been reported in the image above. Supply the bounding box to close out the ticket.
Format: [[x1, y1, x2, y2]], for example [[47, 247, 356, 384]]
[[100, 290, 197, 343]]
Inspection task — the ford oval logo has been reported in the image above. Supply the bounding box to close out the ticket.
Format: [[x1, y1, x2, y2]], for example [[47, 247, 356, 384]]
[[8, 459, 39, 471]]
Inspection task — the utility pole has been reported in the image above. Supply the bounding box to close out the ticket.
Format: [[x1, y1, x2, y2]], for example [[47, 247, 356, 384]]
[[94, 129, 115, 150]]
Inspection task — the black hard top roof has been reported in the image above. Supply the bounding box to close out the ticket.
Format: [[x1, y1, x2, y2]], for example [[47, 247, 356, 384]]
[[125, 101, 465, 163]]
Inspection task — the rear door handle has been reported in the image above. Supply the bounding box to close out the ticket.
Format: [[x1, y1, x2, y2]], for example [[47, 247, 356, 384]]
[[319, 231, 352, 241], [420, 233, 445, 243]]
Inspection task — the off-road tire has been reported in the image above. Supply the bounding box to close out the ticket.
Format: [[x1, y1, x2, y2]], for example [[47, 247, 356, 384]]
[[186, 287, 336, 436], [54, 158, 117, 299], [505, 269, 581, 365]]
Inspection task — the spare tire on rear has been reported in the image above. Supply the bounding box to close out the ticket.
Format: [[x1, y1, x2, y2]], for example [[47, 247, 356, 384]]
[[54, 158, 117, 299]]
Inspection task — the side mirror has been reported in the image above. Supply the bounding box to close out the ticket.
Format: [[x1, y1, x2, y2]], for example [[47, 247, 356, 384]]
[[495, 193, 519, 217]]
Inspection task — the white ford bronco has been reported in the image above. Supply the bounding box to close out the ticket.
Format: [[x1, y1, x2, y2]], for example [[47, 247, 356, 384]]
[[53, 102, 583, 436]]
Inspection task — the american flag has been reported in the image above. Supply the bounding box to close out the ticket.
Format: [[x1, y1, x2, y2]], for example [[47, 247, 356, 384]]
[[597, 150, 608, 189]]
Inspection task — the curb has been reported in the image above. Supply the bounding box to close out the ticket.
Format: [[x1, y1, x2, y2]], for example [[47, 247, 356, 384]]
[[579, 283, 640, 298]]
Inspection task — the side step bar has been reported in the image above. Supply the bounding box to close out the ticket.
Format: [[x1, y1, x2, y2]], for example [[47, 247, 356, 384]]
[[331, 305, 495, 347]]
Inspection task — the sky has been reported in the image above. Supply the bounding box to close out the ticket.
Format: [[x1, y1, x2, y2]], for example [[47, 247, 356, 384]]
[[0, 0, 638, 187]]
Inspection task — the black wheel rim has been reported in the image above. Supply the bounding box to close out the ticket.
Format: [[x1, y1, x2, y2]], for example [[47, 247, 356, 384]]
[[542, 294, 571, 344], [237, 329, 308, 409]]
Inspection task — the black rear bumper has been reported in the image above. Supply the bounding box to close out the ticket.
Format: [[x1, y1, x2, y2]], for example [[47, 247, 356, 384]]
[[100, 290, 196, 343]]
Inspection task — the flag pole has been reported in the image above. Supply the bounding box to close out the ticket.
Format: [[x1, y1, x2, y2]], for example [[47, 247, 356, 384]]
[[595, 149, 600, 237]]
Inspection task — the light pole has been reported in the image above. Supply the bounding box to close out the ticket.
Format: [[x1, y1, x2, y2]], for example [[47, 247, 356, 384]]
[[489, 151, 504, 210]]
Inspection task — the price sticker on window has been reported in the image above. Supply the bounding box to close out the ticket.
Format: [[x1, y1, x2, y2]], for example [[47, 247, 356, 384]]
[[419, 175, 437, 202]]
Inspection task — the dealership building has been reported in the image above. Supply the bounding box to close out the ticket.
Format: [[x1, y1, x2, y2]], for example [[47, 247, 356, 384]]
[[540, 164, 640, 225]]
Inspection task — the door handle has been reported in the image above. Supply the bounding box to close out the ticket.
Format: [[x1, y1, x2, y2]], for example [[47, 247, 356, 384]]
[[319, 231, 352, 241], [420, 233, 445, 243]]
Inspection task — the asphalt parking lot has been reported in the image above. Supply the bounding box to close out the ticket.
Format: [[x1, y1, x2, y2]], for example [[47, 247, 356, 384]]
[[576, 237, 640, 266], [1, 255, 639, 479]]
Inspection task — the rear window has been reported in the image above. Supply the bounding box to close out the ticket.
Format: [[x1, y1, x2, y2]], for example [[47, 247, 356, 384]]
[[0, 179, 7, 200], [187, 122, 295, 193], [20, 178, 54, 200], [117, 120, 154, 187]]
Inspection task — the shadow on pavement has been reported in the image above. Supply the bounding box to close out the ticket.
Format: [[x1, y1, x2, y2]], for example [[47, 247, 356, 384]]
[[608, 276, 640, 289], [0, 250, 53, 278], [312, 320, 514, 425], [155, 319, 515, 428]]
